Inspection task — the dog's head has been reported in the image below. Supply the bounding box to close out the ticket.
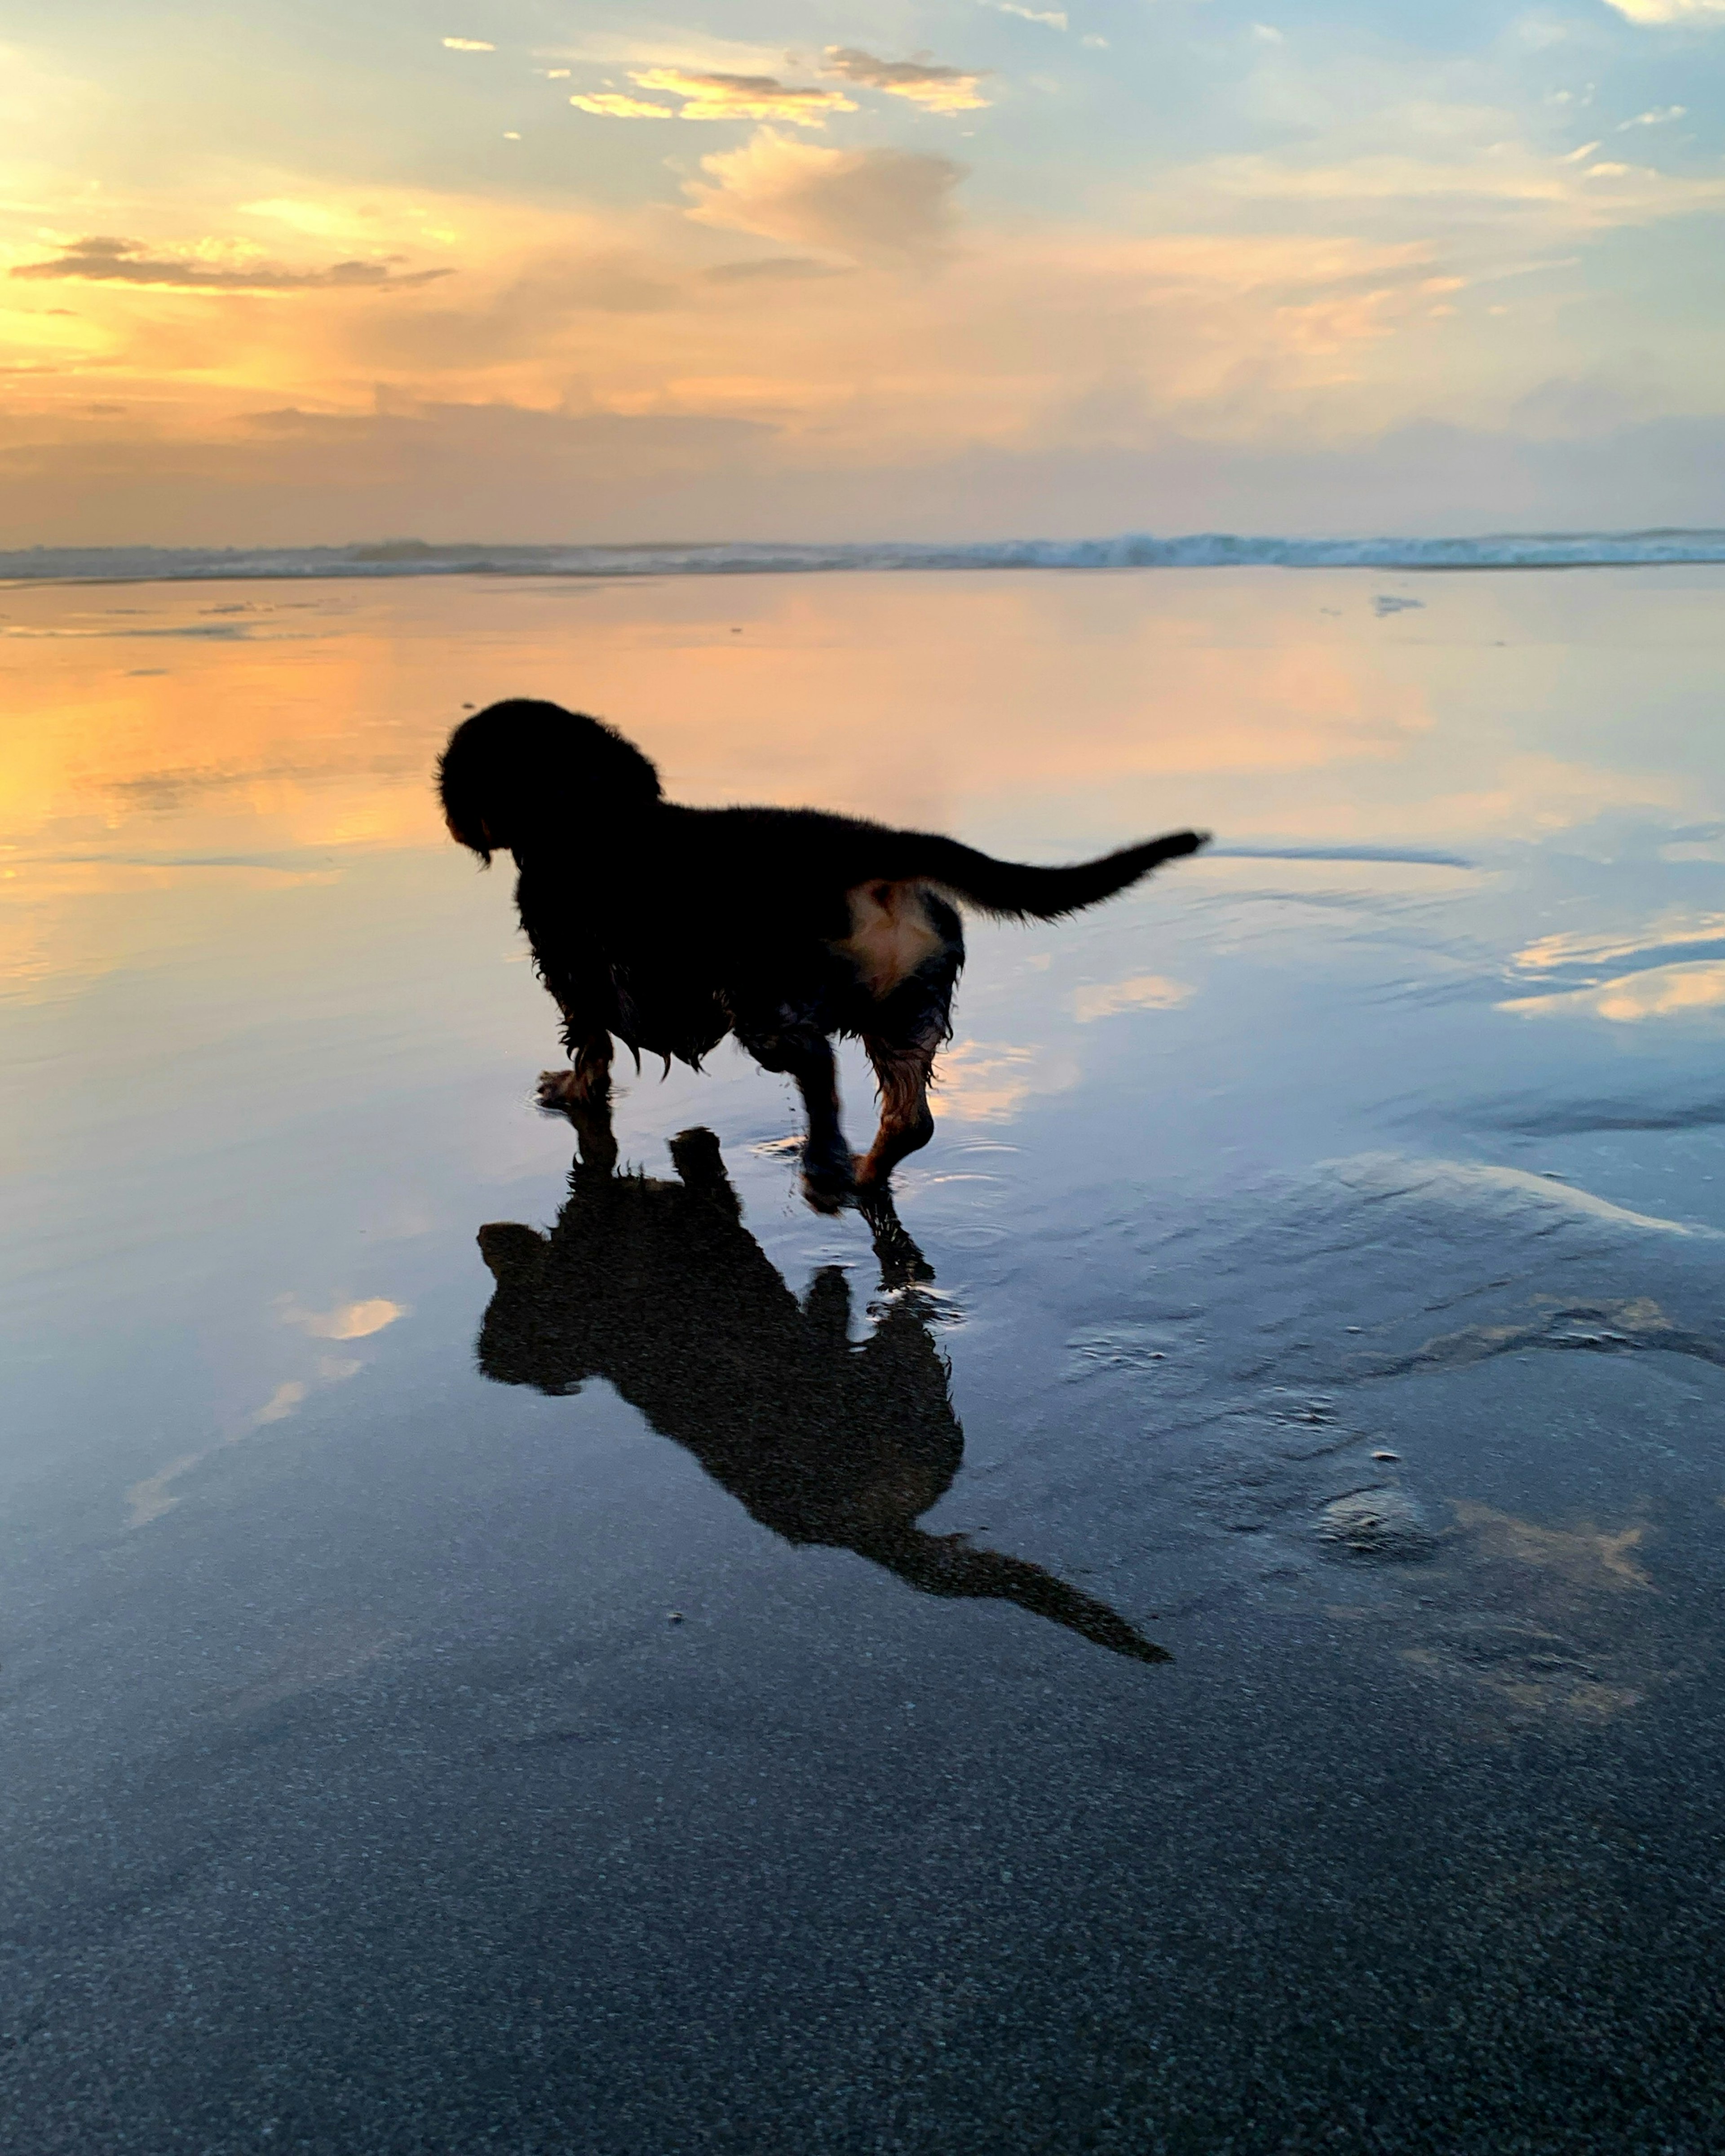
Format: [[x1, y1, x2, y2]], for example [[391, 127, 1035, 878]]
[[438, 699, 663, 863]]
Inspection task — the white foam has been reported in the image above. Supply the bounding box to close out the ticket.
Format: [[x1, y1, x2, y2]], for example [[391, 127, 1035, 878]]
[[9, 528, 1725, 585]]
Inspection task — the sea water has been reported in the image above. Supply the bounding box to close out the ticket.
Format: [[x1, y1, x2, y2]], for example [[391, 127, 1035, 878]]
[[5, 565, 1725, 2147]]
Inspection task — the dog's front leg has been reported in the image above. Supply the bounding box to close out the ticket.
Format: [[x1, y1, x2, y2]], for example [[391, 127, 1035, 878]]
[[538, 1027, 613, 1111], [538, 1030, 618, 1174], [736, 1021, 854, 1214]]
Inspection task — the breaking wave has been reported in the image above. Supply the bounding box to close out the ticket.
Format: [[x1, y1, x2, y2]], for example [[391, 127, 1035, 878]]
[[9, 529, 1725, 585]]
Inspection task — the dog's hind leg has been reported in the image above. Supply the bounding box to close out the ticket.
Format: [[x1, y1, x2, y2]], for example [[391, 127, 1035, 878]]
[[854, 894, 960, 1205], [736, 1021, 854, 1214], [855, 1035, 938, 1199], [857, 1182, 936, 1289]]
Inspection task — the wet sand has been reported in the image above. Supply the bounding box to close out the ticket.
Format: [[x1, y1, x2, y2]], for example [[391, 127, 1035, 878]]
[[5, 567, 1725, 2150]]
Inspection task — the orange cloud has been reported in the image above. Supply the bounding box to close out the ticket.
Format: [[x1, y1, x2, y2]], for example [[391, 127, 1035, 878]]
[[571, 92, 676, 120], [10, 235, 451, 293], [821, 49, 991, 112], [1599, 0, 1725, 19], [686, 131, 965, 259], [628, 69, 857, 125]]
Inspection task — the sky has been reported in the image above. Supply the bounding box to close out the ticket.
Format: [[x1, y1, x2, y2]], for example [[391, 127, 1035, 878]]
[[4, 0, 1725, 544]]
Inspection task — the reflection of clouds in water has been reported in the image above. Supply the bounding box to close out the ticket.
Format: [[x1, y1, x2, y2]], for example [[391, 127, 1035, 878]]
[[1501, 960, 1725, 1024], [1331, 1152, 1710, 1240], [1, 592, 448, 874], [1512, 912, 1725, 973], [0, 862, 341, 1014], [1240, 752, 1681, 852], [125, 1305, 400, 1527], [0, 908, 109, 1008], [125, 1455, 205, 1530], [2, 571, 1700, 957], [1399, 1501, 1656, 1724], [1071, 972, 1191, 1022], [4, 573, 1436, 886], [278, 1295, 405, 1340], [1452, 1502, 1650, 1593], [933, 1039, 1079, 1120], [252, 1380, 307, 1426]]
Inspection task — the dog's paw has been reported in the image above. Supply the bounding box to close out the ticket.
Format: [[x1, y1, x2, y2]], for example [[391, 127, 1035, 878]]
[[801, 1151, 856, 1216], [852, 1156, 900, 1206]]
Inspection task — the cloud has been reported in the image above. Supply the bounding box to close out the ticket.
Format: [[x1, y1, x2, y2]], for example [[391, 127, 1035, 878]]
[[571, 92, 676, 119], [14, 400, 1725, 569], [988, 3, 1068, 26], [10, 235, 451, 292], [9, 133, 1725, 549], [441, 37, 495, 52], [1598, 0, 1725, 18], [703, 256, 846, 282], [1618, 105, 1687, 125], [1183, 128, 1725, 235], [822, 48, 990, 112], [686, 131, 966, 259], [628, 67, 857, 124]]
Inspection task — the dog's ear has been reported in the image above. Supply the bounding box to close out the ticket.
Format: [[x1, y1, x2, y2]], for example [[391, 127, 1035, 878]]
[[439, 699, 661, 861], [439, 724, 500, 863]]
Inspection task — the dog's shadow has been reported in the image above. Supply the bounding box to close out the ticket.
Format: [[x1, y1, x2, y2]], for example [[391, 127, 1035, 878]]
[[477, 1123, 1168, 1665]]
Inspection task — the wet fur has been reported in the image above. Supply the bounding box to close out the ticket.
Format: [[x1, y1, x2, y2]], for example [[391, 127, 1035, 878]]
[[440, 697, 1206, 1209]]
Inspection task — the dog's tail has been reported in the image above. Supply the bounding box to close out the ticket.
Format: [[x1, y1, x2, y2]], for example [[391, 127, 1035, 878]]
[[903, 828, 1208, 921]]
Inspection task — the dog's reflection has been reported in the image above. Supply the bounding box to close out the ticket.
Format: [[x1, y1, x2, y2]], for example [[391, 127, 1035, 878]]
[[477, 1123, 1167, 1665]]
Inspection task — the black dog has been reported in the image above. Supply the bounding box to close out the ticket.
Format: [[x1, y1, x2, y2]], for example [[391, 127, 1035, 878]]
[[477, 1122, 1167, 1665], [441, 698, 1206, 1210]]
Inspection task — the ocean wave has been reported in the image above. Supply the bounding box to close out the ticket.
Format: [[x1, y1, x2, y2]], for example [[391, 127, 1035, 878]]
[[8, 529, 1725, 585]]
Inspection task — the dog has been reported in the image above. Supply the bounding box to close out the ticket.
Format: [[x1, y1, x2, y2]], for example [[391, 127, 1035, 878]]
[[476, 1121, 1168, 1664], [440, 697, 1206, 1211]]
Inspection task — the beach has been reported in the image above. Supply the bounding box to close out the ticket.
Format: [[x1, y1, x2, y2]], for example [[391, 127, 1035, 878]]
[[6, 561, 1725, 2148]]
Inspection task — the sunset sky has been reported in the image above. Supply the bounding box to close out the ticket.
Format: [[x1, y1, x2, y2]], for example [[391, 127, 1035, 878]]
[[6, 0, 1725, 544]]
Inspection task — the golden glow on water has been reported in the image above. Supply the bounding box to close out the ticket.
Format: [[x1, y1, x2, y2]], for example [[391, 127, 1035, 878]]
[[3, 565, 1722, 1028], [6, 571, 1430, 873]]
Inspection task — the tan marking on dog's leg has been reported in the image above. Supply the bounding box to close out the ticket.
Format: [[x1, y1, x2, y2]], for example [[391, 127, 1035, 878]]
[[838, 881, 943, 1001], [856, 1036, 938, 1195]]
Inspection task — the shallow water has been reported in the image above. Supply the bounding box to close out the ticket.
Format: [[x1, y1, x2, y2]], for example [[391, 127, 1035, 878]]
[[6, 567, 1725, 2150]]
